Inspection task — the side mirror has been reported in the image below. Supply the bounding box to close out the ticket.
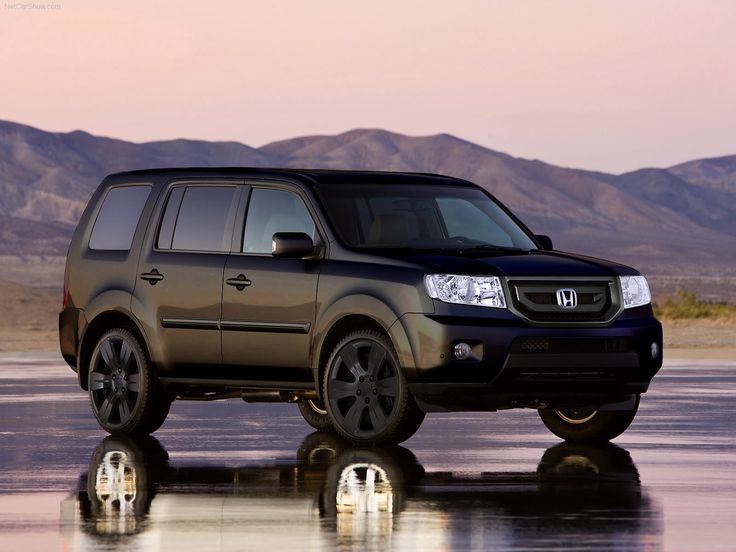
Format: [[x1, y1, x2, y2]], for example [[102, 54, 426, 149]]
[[535, 234, 553, 251], [272, 232, 316, 258]]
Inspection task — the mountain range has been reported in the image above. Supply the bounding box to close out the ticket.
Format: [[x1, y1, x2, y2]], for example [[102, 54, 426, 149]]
[[1, 119, 735, 297]]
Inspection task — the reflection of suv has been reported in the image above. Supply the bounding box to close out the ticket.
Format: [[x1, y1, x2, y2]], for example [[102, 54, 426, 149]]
[[59, 169, 662, 444], [63, 434, 657, 547]]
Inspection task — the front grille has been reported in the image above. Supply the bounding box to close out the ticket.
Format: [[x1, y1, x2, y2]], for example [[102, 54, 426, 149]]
[[507, 278, 620, 324], [500, 336, 639, 383]]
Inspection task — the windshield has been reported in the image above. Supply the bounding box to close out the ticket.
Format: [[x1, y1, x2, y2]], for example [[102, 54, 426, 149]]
[[316, 183, 538, 251]]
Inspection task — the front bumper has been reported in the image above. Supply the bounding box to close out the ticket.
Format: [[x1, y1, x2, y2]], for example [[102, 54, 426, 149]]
[[397, 308, 662, 410]]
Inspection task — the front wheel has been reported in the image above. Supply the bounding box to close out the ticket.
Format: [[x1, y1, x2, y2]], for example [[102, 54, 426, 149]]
[[538, 395, 640, 442], [88, 328, 171, 435], [323, 331, 425, 445]]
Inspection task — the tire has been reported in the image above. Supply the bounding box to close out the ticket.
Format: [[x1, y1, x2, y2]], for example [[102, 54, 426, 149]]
[[88, 328, 171, 435], [322, 330, 425, 445], [538, 395, 640, 442], [298, 399, 335, 431]]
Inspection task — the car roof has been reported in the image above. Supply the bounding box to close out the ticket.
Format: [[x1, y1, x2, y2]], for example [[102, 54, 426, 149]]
[[104, 167, 474, 187]]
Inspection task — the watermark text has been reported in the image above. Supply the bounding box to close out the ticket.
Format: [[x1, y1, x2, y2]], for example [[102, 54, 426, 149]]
[[4, 2, 62, 10]]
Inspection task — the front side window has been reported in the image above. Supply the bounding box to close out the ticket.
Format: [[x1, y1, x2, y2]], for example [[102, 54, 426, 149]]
[[89, 185, 151, 251], [315, 183, 537, 251], [242, 188, 316, 254], [159, 186, 238, 252]]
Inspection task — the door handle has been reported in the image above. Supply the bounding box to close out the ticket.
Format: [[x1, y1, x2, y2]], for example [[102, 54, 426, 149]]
[[140, 269, 164, 285], [226, 274, 252, 291]]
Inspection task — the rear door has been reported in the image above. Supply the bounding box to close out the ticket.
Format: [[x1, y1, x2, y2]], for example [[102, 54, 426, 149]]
[[133, 180, 243, 376], [221, 183, 322, 382]]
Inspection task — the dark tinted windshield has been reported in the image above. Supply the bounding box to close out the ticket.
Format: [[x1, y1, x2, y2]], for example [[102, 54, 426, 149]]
[[316, 183, 537, 250]]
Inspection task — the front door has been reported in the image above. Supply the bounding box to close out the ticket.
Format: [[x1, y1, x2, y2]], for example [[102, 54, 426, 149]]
[[221, 185, 321, 382], [133, 181, 242, 376]]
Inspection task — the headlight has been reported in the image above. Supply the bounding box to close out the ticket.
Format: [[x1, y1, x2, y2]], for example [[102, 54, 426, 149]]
[[620, 275, 651, 309], [424, 274, 506, 308]]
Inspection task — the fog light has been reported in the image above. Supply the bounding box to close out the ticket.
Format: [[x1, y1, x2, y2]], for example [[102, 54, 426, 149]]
[[650, 342, 659, 359], [454, 342, 472, 360]]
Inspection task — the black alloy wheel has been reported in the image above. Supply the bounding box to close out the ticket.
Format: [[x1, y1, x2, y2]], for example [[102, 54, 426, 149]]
[[89, 328, 170, 435], [323, 331, 424, 444]]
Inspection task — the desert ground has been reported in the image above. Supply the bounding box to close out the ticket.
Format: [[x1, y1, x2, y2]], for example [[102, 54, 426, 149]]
[[0, 277, 732, 359], [0, 278, 59, 352]]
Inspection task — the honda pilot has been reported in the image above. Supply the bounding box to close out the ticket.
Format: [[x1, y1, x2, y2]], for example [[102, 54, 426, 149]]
[[59, 168, 663, 444]]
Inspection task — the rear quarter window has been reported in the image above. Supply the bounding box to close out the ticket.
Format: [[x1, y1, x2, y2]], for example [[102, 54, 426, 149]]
[[88, 185, 151, 251]]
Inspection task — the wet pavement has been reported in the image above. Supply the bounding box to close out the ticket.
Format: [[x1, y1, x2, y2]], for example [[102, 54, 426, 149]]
[[0, 353, 735, 551]]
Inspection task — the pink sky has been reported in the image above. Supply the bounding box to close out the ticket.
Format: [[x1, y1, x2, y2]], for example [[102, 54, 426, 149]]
[[1, 0, 734, 172]]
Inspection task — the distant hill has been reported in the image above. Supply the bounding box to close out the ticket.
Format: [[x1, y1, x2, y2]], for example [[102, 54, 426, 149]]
[[1, 119, 735, 285], [669, 154, 736, 192]]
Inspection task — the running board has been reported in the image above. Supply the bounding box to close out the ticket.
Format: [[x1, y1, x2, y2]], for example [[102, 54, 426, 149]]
[[159, 377, 318, 402]]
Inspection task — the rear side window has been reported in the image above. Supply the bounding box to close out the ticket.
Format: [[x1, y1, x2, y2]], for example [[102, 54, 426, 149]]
[[89, 185, 151, 251], [160, 186, 238, 252], [156, 187, 185, 249]]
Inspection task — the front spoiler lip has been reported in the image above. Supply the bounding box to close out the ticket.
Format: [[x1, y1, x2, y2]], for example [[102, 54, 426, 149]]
[[408, 381, 650, 395], [408, 382, 649, 412]]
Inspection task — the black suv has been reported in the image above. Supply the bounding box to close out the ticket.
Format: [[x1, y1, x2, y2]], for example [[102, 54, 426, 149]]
[[59, 168, 662, 444]]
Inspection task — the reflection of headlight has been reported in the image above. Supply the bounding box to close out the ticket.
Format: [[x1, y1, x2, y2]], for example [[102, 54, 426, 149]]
[[620, 275, 651, 309], [336, 463, 393, 514], [424, 274, 506, 308]]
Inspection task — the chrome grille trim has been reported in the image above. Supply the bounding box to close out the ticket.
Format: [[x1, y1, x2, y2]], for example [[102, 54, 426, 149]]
[[503, 276, 623, 327]]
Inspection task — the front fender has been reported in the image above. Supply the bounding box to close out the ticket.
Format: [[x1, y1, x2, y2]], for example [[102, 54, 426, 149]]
[[311, 294, 418, 377]]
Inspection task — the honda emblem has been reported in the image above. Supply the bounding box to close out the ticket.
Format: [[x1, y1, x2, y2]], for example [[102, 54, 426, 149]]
[[556, 288, 578, 309]]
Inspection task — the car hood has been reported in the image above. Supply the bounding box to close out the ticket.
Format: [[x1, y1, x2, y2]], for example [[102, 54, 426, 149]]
[[380, 249, 638, 277]]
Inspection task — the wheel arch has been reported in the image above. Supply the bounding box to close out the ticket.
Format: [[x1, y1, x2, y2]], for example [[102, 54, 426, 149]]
[[312, 295, 417, 401], [78, 309, 150, 391]]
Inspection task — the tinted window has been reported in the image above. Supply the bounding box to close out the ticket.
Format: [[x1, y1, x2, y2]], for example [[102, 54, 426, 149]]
[[89, 185, 151, 251], [171, 186, 238, 252], [436, 197, 514, 247], [157, 187, 185, 249], [243, 188, 316, 254]]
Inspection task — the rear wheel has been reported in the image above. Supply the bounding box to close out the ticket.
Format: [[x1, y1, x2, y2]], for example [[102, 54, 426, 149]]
[[88, 328, 171, 435], [323, 330, 425, 445], [297, 398, 334, 431], [538, 395, 640, 442]]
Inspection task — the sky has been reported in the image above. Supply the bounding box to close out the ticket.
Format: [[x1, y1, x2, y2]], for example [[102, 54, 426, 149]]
[[1, 0, 734, 173]]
